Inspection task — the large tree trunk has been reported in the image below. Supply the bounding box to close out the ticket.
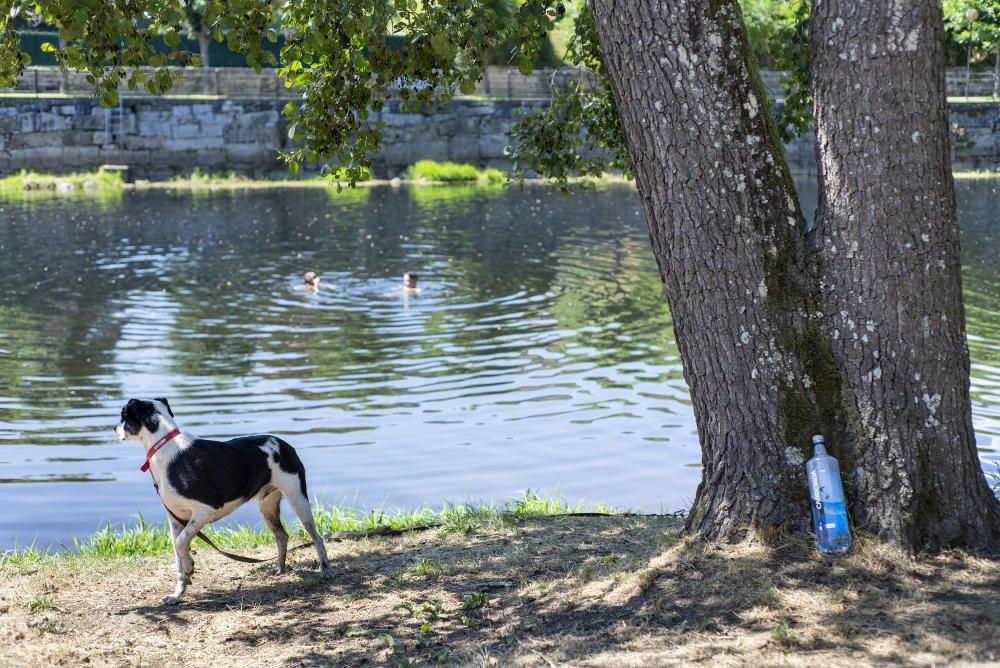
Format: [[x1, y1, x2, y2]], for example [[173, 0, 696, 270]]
[[590, 0, 1000, 549], [590, 0, 834, 541], [810, 0, 1000, 547]]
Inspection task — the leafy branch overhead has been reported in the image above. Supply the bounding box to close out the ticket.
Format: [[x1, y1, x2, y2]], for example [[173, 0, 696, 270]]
[[507, 4, 631, 192], [0, 0, 562, 183], [0, 0, 838, 187], [3, 0, 980, 186]]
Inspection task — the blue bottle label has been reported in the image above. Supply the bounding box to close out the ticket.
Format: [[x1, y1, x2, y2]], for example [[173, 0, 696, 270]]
[[807, 453, 852, 553], [810, 500, 851, 552]]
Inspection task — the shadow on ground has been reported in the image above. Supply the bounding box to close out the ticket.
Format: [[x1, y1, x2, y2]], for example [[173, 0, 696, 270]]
[[105, 516, 1000, 667]]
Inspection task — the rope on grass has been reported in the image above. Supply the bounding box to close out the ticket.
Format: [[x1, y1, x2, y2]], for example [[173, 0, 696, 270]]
[[322, 510, 687, 542]]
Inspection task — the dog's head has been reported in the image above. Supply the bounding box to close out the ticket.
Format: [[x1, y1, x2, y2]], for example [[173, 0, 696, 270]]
[[115, 398, 175, 441]]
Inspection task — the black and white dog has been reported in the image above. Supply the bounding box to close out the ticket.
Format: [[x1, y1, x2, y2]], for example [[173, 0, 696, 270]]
[[115, 398, 331, 605]]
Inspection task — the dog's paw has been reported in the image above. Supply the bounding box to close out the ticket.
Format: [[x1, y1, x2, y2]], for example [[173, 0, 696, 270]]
[[320, 566, 335, 579], [272, 565, 287, 576], [160, 594, 182, 606]]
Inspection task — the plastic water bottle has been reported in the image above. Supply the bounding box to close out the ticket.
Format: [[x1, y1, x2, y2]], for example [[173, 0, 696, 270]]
[[806, 434, 852, 553]]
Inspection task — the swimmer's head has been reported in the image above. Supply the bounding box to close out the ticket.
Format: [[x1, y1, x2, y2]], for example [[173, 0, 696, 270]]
[[303, 271, 320, 288], [403, 272, 418, 289]]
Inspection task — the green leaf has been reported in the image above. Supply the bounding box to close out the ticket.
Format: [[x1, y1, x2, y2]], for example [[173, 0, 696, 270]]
[[288, 161, 299, 177], [430, 33, 447, 55], [40, 42, 56, 53], [518, 57, 533, 76], [459, 79, 476, 95]]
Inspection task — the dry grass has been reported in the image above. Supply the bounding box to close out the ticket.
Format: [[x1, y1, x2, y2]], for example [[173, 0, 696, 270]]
[[1, 516, 997, 667]]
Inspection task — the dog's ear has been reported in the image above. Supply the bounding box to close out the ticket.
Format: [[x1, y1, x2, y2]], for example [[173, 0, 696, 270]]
[[155, 397, 174, 418]]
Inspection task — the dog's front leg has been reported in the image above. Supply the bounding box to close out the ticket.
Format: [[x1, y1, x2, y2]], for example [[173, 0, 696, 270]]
[[162, 512, 209, 606]]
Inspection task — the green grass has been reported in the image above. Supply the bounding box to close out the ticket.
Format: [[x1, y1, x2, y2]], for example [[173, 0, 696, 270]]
[[0, 168, 124, 193], [946, 96, 1000, 103], [166, 165, 372, 186], [404, 160, 506, 185], [25, 597, 57, 613], [0, 492, 607, 566], [953, 170, 1000, 179], [170, 166, 250, 183]]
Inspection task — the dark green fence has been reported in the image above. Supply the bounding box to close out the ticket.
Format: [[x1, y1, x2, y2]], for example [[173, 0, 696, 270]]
[[17, 31, 559, 70], [18, 31, 286, 68]]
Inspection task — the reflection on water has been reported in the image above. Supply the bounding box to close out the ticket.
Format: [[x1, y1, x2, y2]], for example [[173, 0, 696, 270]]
[[0, 180, 996, 548]]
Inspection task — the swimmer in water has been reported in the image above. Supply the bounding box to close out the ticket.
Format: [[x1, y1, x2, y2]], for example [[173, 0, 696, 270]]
[[403, 272, 419, 292], [303, 271, 321, 293]]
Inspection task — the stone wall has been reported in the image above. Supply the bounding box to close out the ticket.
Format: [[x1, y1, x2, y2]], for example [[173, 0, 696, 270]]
[[0, 95, 997, 180], [3, 66, 600, 100], [4, 66, 996, 99]]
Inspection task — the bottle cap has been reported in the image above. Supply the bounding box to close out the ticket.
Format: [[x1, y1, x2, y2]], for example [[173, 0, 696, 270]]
[[811, 434, 825, 445]]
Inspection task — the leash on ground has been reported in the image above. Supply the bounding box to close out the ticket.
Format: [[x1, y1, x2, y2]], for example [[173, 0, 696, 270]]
[[150, 477, 684, 565]]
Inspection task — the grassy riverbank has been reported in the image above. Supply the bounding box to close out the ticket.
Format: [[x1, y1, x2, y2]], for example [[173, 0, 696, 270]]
[[1, 493, 598, 565], [0, 166, 994, 197], [0, 168, 124, 193], [2, 511, 997, 667]]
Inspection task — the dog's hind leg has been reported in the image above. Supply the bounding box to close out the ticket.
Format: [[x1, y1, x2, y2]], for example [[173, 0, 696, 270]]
[[162, 510, 211, 606], [285, 490, 332, 577], [167, 515, 187, 585], [258, 490, 288, 574]]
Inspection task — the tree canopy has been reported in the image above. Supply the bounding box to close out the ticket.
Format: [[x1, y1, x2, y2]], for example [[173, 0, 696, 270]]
[[0, 1, 566, 183]]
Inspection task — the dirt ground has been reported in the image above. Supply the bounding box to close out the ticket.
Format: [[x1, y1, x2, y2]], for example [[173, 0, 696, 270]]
[[1, 515, 998, 667]]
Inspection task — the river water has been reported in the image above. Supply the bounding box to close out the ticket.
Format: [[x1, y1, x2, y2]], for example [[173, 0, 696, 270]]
[[0, 180, 997, 549]]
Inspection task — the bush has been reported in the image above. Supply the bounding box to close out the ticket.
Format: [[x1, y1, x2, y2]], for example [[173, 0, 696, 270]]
[[405, 161, 508, 185]]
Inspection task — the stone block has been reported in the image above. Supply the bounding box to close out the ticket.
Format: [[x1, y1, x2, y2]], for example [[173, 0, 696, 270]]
[[107, 148, 154, 165], [60, 145, 99, 167], [123, 135, 164, 150], [0, 115, 20, 133], [8, 132, 64, 149], [447, 136, 480, 163], [137, 113, 170, 137], [63, 130, 95, 146], [74, 114, 106, 131], [223, 125, 272, 143], [165, 137, 216, 151], [19, 114, 36, 133], [224, 142, 269, 161], [475, 133, 511, 160], [9, 146, 64, 169], [194, 149, 227, 167], [171, 123, 205, 139]]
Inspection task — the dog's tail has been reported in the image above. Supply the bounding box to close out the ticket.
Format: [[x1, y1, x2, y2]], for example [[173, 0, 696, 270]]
[[276, 438, 308, 498]]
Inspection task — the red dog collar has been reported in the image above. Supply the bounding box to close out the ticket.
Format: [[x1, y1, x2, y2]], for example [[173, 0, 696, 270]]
[[140, 429, 180, 472]]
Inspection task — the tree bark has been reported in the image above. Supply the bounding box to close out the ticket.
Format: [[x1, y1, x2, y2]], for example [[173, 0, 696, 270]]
[[994, 44, 999, 99], [590, 0, 1000, 549], [590, 0, 834, 541], [810, 0, 1000, 547], [197, 16, 211, 69]]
